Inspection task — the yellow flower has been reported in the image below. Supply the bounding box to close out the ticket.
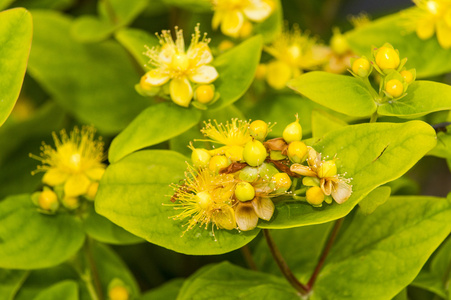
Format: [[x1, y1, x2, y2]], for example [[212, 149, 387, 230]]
[[264, 25, 331, 89], [141, 25, 219, 107], [290, 147, 352, 204], [211, 0, 275, 38], [404, 0, 451, 49], [30, 126, 106, 198], [170, 166, 237, 236]]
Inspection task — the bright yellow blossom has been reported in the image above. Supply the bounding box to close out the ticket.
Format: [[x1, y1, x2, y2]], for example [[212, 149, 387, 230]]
[[211, 0, 275, 38], [141, 25, 218, 107], [404, 0, 451, 49], [31, 126, 106, 198]]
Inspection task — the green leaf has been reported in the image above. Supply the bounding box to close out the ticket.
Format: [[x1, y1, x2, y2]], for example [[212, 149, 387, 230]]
[[177, 262, 298, 299], [345, 8, 451, 78], [96, 150, 260, 255], [0, 0, 16, 10], [253, 0, 282, 43], [378, 81, 451, 118], [0, 8, 32, 127], [33, 281, 78, 300], [311, 196, 451, 300], [209, 35, 263, 110], [0, 194, 85, 269], [357, 186, 391, 215], [259, 121, 437, 228], [83, 204, 143, 245], [0, 269, 28, 300], [109, 102, 201, 163], [161, 0, 211, 12], [12, 0, 75, 10], [115, 27, 159, 67], [27, 10, 149, 134], [288, 71, 377, 117], [311, 109, 348, 138], [429, 130, 451, 159], [140, 279, 184, 300]]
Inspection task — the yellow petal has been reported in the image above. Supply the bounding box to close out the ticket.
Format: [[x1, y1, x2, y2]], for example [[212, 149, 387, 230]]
[[331, 180, 352, 204], [212, 11, 224, 30], [214, 206, 236, 230], [416, 18, 435, 40], [290, 164, 316, 177], [159, 43, 176, 64], [221, 10, 244, 37], [169, 77, 193, 107], [320, 178, 333, 196], [187, 42, 213, 65], [85, 166, 105, 181], [243, 0, 273, 22], [143, 69, 170, 86], [42, 168, 69, 186], [189, 65, 219, 84], [64, 173, 91, 197], [436, 19, 451, 49], [252, 197, 274, 221], [235, 202, 259, 231]]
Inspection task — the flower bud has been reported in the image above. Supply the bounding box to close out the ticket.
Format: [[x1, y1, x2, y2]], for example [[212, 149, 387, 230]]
[[385, 79, 404, 98], [195, 85, 215, 104], [108, 285, 129, 300], [38, 190, 59, 212], [243, 140, 267, 167], [330, 29, 349, 55], [255, 64, 267, 80], [306, 186, 325, 206], [287, 141, 308, 163], [209, 155, 230, 173], [191, 147, 211, 168], [235, 182, 256, 202], [271, 173, 292, 193], [62, 196, 80, 210], [86, 182, 99, 201], [351, 57, 371, 77], [375, 46, 400, 71], [283, 115, 302, 143], [317, 160, 337, 178], [249, 120, 269, 141], [400, 70, 414, 84]]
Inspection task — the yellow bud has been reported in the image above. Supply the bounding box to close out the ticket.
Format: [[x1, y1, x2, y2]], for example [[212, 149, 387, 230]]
[[306, 186, 325, 206], [351, 57, 371, 77], [385, 79, 404, 98], [191, 148, 211, 168], [239, 20, 253, 38], [287, 141, 308, 163], [266, 60, 292, 90], [38, 190, 59, 212], [375, 46, 400, 71], [317, 160, 337, 178], [196, 191, 213, 209], [400, 70, 413, 84], [271, 173, 292, 193], [255, 64, 267, 80], [330, 31, 349, 55], [243, 140, 267, 167], [86, 182, 99, 201], [218, 40, 235, 52], [249, 120, 269, 141], [195, 85, 215, 104], [209, 155, 230, 173], [62, 196, 80, 210], [283, 115, 302, 143], [108, 285, 129, 300], [235, 182, 256, 202]]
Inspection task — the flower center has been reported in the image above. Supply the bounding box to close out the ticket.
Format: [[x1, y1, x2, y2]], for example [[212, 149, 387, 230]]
[[171, 53, 190, 72], [196, 191, 213, 209]]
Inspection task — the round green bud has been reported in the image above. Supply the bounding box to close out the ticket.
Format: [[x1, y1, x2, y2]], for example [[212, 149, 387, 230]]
[[191, 148, 211, 168], [235, 181, 256, 202], [249, 120, 269, 141], [271, 173, 292, 193], [208, 155, 230, 173], [283, 115, 302, 143], [306, 186, 325, 206], [287, 141, 308, 163], [38, 190, 59, 212], [243, 140, 267, 167], [317, 160, 338, 178]]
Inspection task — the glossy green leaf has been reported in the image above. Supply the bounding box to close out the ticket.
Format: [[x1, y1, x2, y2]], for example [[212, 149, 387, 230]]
[[357, 186, 391, 215], [0, 0, 15, 10], [288, 71, 377, 117], [115, 27, 159, 67], [311, 109, 348, 138], [378, 81, 451, 118], [140, 279, 184, 300], [83, 204, 143, 245], [109, 102, 201, 163], [311, 196, 451, 300], [33, 281, 78, 300], [253, 0, 282, 43], [345, 8, 451, 78], [429, 130, 451, 159], [0, 269, 28, 300], [27, 10, 149, 134], [161, 0, 211, 12], [71, 0, 148, 43], [209, 35, 263, 110], [259, 121, 437, 228], [177, 262, 298, 299], [96, 150, 260, 255], [0, 8, 32, 127], [0, 194, 85, 269]]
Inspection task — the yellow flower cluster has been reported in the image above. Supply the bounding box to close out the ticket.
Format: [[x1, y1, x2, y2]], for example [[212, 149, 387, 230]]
[[170, 116, 352, 237]]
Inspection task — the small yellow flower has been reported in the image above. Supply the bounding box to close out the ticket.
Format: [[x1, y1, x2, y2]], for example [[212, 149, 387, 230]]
[[211, 0, 275, 38], [403, 0, 451, 49], [264, 25, 330, 89], [30, 126, 106, 198], [201, 118, 252, 147], [141, 25, 219, 107]]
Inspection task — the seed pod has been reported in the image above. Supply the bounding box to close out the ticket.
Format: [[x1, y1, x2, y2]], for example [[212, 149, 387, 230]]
[[235, 182, 256, 202], [317, 160, 338, 178], [306, 186, 325, 206], [271, 173, 292, 193], [243, 140, 267, 167], [283, 115, 302, 143], [287, 141, 308, 163], [249, 120, 269, 141], [191, 147, 211, 168], [351, 57, 371, 77]]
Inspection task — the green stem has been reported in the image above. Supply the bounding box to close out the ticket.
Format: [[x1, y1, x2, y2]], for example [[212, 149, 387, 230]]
[[290, 177, 298, 194], [369, 112, 378, 123], [263, 229, 309, 295], [362, 77, 382, 104], [101, 0, 118, 24], [84, 239, 104, 300], [240, 244, 258, 271]]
